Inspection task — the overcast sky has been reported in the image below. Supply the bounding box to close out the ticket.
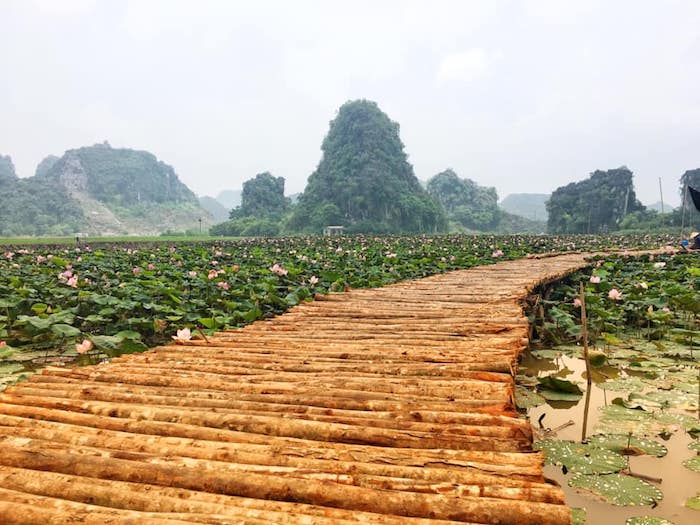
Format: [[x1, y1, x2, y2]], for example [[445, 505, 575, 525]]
[[2, 0, 698, 205]]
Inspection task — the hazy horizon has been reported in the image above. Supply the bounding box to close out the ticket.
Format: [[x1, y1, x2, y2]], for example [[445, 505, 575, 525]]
[[3, 0, 699, 206]]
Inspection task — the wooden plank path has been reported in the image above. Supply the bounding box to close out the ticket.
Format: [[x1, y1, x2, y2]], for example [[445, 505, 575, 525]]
[[0, 253, 595, 524]]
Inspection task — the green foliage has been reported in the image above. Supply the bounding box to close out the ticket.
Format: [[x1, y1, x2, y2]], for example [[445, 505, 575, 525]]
[[426, 169, 501, 231], [289, 100, 446, 234], [1, 144, 205, 237], [534, 439, 627, 474], [234, 172, 290, 219], [34, 155, 59, 178], [211, 217, 281, 237], [680, 168, 700, 203], [0, 154, 18, 184], [0, 170, 84, 237], [568, 473, 663, 506], [547, 167, 645, 234], [41, 142, 198, 206]]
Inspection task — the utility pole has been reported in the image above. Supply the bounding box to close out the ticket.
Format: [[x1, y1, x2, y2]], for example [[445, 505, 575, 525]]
[[659, 177, 665, 227], [198, 217, 202, 235]]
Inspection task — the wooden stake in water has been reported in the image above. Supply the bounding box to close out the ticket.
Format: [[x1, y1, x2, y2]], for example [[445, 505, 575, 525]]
[[580, 282, 592, 388], [580, 282, 593, 442]]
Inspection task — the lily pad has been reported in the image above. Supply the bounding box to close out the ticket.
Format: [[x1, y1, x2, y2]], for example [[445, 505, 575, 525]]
[[690, 441, 700, 452], [625, 518, 675, 525], [682, 455, 700, 473], [538, 375, 583, 394], [595, 405, 693, 437], [686, 494, 700, 510], [569, 473, 663, 506], [534, 439, 626, 474], [571, 507, 586, 525], [515, 385, 545, 409], [587, 434, 667, 457], [539, 389, 584, 401], [600, 376, 646, 393]]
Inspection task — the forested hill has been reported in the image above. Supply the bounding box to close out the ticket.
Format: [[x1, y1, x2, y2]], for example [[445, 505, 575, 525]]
[[0, 144, 211, 237], [289, 99, 445, 234]]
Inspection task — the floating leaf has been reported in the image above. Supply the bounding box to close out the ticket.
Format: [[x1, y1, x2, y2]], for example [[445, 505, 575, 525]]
[[686, 494, 700, 510], [537, 375, 583, 394], [682, 455, 700, 473], [515, 385, 545, 409], [569, 473, 663, 506], [626, 517, 675, 525], [587, 434, 667, 457], [534, 439, 626, 474], [571, 507, 586, 525], [539, 389, 584, 401], [600, 376, 646, 393]]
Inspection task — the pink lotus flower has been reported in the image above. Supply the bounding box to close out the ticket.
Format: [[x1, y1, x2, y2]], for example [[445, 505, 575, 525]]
[[309, 275, 319, 285], [66, 276, 78, 288], [4, 252, 14, 260], [664, 245, 675, 254], [133, 267, 140, 275], [0, 341, 6, 347], [172, 328, 192, 344], [653, 262, 666, 268], [147, 263, 155, 271], [589, 276, 601, 283], [492, 250, 504, 258], [573, 298, 582, 308], [188, 271, 197, 277], [608, 288, 622, 301], [232, 264, 240, 271], [662, 306, 671, 313], [215, 250, 222, 257], [207, 270, 218, 279], [217, 281, 230, 290], [270, 263, 288, 276], [36, 255, 46, 263], [75, 339, 93, 354]]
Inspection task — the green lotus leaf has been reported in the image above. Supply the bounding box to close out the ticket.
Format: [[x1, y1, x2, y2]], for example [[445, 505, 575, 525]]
[[50, 323, 81, 337], [534, 439, 626, 474], [682, 455, 700, 473], [0, 363, 24, 375], [539, 389, 584, 401], [686, 494, 700, 510], [689, 441, 700, 452], [537, 375, 583, 394], [625, 517, 675, 525], [571, 507, 586, 525], [569, 473, 663, 506], [600, 376, 646, 393], [515, 386, 545, 409], [587, 434, 667, 457]]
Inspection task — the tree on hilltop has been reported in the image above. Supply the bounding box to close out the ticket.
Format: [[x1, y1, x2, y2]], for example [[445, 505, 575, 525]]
[[547, 167, 644, 234], [235, 172, 290, 218], [426, 169, 500, 231]]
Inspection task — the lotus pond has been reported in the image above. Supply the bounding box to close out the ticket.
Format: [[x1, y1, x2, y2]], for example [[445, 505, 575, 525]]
[[0, 233, 674, 383], [519, 252, 699, 525], [0, 233, 697, 524]]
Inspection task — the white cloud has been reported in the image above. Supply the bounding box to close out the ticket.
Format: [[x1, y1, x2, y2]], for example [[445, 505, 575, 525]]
[[437, 48, 489, 84]]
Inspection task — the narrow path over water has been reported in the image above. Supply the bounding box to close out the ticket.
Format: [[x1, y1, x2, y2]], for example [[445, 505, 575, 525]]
[[0, 253, 597, 524]]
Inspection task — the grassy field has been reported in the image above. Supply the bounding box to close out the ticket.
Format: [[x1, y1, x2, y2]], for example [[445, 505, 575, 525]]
[[0, 235, 222, 246]]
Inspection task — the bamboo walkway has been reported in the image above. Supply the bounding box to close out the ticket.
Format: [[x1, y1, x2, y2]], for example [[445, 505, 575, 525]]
[[0, 253, 596, 524]]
